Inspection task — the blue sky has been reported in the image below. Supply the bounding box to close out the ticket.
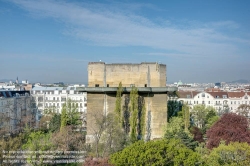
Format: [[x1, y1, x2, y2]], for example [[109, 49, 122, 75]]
[[1, 0, 250, 84]]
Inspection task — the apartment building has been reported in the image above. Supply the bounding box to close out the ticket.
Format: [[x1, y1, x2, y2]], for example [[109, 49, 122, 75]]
[[31, 87, 87, 114], [177, 91, 250, 113], [0, 90, 36, 136]]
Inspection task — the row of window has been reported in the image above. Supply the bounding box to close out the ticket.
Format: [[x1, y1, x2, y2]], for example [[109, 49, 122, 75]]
[[33, 91, 85, 95], [185, 100, 250, 105], [43, 108, 86, 113], [38, 97, 86, 101], [41, 103, 87, 107], [231, 101, 250, 105]]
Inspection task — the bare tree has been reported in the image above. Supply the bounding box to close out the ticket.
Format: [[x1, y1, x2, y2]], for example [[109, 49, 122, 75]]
[[0, 95, 36, 137], [89, 112, 125, 158], [237, 104, 250, 117]]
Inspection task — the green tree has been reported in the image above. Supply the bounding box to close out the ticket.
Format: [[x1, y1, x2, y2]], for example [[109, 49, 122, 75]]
[[115, 82, 123, 124], [109, 139, 200, 166], [203, 108, 219, 133], [49, 113, 61, 132], [192, 105, 216, 129], [60, 99, 81, 131], [164, 117, 198, 150], [60, 106, 67, 130], [129, 86, 146, 142], [182, 104, 190, 132], [167, 100, 182, 122], [129, 86, 138, 143], [206, 142, 250, 166], [22, 131, 53, 165]]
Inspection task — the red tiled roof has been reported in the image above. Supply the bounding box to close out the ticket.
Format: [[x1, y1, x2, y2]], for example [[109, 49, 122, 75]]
[[206, 92, 228, 98], [177, 91, 199, 98], [205, 88, 222, 92], [227, 92, 246, 98]]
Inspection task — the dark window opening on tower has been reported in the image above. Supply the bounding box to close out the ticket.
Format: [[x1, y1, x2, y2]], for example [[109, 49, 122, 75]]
[[145, 84, 147, 87]]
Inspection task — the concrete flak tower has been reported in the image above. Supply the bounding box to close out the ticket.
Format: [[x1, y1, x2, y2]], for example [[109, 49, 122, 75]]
[[78, 62, 177, 143]]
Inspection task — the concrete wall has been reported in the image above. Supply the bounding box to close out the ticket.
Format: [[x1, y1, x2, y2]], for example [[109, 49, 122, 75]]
[[86, 92, 168, 143], [88, 62, 166, 87], [86, 62, 169, 143]]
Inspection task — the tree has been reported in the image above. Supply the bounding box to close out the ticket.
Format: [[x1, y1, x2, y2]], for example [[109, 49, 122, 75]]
[[83, 157, 112, 166], [191, 105, 216, 129], [206, 142, 250, 165], [191, 126, 204, 143], [167, 100, 182, 122], [218, 104, 230, 116], [48, 113, 61, 132], [109, 139, 200, 166], [203, 108, 219, 133], [206, 113, 250, 149], [129, 86, 139, 143], [0, 96, 35, 136], [60, 99, 81, 131], [115, 82, 123, 124], [89, 112, 125, 157], [129, 86, 146, 143], [22, 131, 53, 165], [0, 133, 27, 166], [237, 104, 250, 117], [51, 126, 85, 151], [100, 113, 125, 157], [165, 117, 198, 150], [180, 104, 190, 132]]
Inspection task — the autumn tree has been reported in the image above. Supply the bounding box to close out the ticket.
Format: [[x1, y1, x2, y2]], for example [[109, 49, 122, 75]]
[[206, 113, 250, 149], [0, 133, 27, 166], [51, 126, 85, 151], [191, 126, 204, 143]]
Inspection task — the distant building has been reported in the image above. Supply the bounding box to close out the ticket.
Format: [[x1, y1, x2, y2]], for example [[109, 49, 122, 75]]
[[0, 91, 37, 136], [31, 86, 87, 130], [31, 87, 87, 114], [178, 91, 250, 113], [215, 82, 221, 87]]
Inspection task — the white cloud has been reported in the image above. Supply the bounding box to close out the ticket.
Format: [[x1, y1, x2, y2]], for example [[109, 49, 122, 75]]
[[9, 0, 250, 59]]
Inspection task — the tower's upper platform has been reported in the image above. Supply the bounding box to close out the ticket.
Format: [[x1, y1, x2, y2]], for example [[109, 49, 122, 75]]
[[88, 62, 167, 87]]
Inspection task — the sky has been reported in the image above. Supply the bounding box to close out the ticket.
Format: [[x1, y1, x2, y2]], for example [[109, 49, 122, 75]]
[[1, 0, 250, 84]]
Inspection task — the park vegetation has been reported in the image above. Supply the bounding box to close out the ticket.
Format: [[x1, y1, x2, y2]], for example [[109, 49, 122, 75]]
[[1, 85, 250, 165]]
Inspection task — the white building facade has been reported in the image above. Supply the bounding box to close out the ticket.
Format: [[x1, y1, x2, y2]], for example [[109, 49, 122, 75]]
[[177, 91, 250, 113], [31, 87, 87, 114]]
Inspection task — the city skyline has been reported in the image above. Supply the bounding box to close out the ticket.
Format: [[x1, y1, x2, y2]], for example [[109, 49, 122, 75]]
[[1, 0, 250, 83]]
